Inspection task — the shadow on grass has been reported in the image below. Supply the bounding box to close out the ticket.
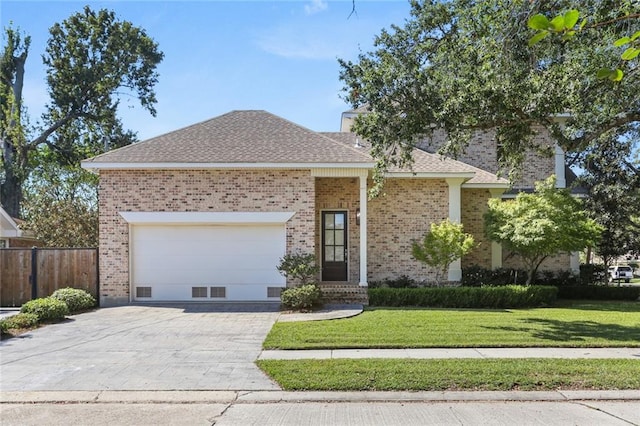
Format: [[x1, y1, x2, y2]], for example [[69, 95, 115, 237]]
[[552, 300, 640, 312], [486, 318, 640, 344]]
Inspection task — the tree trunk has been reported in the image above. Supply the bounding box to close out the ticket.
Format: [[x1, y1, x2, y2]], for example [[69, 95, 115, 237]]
[[0, 34, 28, 217], [0, 169, 22, 218]]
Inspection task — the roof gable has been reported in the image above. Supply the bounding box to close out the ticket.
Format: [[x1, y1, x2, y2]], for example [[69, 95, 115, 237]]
[[83, 110, 372, 165], [321, 132, 508, 186], [0, 207, 21, 238]]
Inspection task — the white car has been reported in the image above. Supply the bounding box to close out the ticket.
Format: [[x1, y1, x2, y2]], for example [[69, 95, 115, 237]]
[[608, 266, 633, 283]]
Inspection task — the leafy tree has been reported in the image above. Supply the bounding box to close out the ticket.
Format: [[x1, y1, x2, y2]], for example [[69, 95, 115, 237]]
[[412, 219, 475, 286], [21, 162, 98, 247], [1, 6, 163, 218], [484, 176, 602, 285], [578, 136, 640, 270], [527, 9, 640, 81], [338, 0, 639, 192]]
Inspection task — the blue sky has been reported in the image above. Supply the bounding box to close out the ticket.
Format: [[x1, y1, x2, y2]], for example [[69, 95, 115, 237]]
[[1, 0, 411, 141]]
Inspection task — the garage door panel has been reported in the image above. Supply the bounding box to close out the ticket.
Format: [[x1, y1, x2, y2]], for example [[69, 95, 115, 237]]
[[131, 224, 286, 301]]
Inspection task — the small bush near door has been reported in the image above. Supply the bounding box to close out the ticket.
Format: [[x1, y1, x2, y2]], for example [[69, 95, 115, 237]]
[[281, 284, 321, 311], [277, 253, 320, 285]]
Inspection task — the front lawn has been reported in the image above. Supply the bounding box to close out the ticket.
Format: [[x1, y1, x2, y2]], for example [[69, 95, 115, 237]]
[[258, 358, 640, 391], [263, 301, 640, 349]]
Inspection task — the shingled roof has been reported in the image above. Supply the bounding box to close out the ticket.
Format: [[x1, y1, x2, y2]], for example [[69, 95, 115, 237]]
[[83, 110, 373, 165], [82, 110, 508, 186], [321, 132, 508, 186]]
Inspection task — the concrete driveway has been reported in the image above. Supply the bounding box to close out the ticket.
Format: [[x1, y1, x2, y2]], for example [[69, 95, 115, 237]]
[[0, 304, 281, 391]]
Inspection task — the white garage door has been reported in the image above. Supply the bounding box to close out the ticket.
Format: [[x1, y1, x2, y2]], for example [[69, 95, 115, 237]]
[[131, 224, 286, 301]]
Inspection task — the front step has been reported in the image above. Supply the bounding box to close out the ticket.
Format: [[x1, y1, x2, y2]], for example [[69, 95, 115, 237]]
[[317, 282, 369, 305]]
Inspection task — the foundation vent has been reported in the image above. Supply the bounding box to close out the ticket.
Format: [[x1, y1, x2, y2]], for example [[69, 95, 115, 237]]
[[267, 287, 284, 298], [136, 287, 152, 298], [210, 287, 226, 298], [192, 287, 207, 298]]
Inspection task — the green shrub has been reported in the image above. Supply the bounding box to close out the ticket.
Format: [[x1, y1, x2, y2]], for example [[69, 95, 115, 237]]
[[277, 253, 320, 285], [461, 266, 528, 286], [412, 219, 475, 286], [0, 313, 39, 333], [579, 264, 607, 285], [281, 284, 321, 311], [462, 265, 581, 287], [557, 285, 640, 301], [369, 275, 418, 289], [51, 287, 96, 313], [21, 297, 69, 321], [368, 285, 558, 308]]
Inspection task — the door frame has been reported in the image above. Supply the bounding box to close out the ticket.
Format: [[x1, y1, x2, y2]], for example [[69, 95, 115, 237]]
[[320, 209, 349, 282]]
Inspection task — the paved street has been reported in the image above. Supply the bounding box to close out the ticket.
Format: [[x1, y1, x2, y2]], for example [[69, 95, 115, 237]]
[[1, 391, 639, 425], [0, 304, 280, 391], [2, 304, 639, 425]]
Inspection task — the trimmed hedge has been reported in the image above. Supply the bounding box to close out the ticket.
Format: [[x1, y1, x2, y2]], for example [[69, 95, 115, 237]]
[[557, 285, 640, 301], [51, 287, 96, 313], [281, 284, 322, 311], [20, 297, 69, 321], [368, 285, 558, 308], [0, 313, 39, 333]]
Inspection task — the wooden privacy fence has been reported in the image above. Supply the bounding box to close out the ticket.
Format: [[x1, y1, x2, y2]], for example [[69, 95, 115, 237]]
[[0, 248, 98, 307]]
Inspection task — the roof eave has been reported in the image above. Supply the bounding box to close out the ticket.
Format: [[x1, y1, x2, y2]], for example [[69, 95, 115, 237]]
[[384, 172, 476, 179], [462, 182, 510, 188], [81, 161, 376, 170]]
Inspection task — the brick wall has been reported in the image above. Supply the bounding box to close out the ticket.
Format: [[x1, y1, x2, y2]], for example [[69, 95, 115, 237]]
[[417, 127, 556, 189], [461, 188, 492, 269], [367, 179, 449, 283], [315, 178, 361, 283], [503, 251, 572, 274], [98, 169, 315, 305], [315, 178, 452, 284]]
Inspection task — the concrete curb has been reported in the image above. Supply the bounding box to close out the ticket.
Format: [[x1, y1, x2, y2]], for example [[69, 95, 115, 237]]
[[277, 304, 363, 322], [2, 390, 639, 404], [259, 347, 640, 360]]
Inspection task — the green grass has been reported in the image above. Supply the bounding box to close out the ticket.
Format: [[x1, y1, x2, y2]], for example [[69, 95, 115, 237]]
[[257, 358, 640, 391], [263, 301, 640, 349]]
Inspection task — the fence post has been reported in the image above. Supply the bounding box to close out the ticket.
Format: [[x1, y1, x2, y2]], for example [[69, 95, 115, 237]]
[[31, 247, 38, 300]]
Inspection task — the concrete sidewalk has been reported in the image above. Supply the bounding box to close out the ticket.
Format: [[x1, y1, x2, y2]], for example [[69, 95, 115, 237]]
[[259, 347, 640, 360], [2, 390, 639, 426], [2, 389, 639, 403]]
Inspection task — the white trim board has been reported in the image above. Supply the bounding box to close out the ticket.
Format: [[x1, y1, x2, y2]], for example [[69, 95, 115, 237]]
[[119, 211, 296, 225]]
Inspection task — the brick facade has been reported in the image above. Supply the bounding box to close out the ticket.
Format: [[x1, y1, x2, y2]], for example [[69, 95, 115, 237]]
[[315, 178, 361, 283], [461, 188, 492, 269], [99, 168, 570, 305], [417, 127, 556, 189], [503, 251, 572, 274], [367, 179, 449, 283], [98, 169, 315, 305], [315, 177, 468, 284]]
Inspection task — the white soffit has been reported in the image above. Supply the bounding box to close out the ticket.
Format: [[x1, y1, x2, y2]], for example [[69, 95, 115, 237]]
[[385, 172, 475, 179], [82, 162, 374, 170], [119, 211, 296, 225], [310, 168, 369, 177]]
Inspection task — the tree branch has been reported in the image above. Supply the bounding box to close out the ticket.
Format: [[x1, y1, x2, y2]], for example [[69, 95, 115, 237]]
[[586, 13, 640, 30], [27, 112, 78, 149], [565, 111, 640, 152], [348, 0, 357, 19]]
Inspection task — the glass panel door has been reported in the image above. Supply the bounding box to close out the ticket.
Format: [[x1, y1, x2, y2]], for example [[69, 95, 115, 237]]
[[322, 211, 348, 281]]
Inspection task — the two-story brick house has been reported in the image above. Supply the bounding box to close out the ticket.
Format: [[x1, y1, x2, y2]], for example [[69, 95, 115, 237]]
[[83, 109, 574, 306]]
